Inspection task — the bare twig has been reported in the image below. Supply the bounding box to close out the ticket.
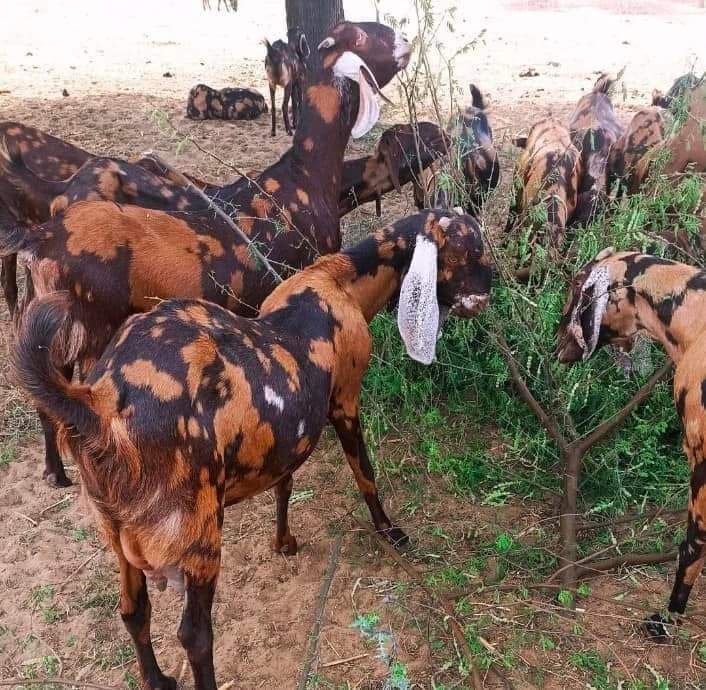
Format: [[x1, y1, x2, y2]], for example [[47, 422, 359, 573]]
[[297, 532, 344, 690], [320, 653, 369, 669], [0, 679, 118, 690]]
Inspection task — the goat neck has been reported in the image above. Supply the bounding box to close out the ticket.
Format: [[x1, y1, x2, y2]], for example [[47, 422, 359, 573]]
[[617, 256, 706, 361]]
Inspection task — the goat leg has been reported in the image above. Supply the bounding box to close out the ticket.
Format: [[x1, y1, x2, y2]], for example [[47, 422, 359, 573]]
[[178, 574, 218, 690], [331, 412, 408, 548], [271, 473, 298, 555], [269, 85, 277, 137], [1, 253, 18, 318], [291, 81, 300, 130], [282, 82, 293, 136], [38, 406, 72, 487], [645, 506, 706, 641], [119, 559, 176, 689]]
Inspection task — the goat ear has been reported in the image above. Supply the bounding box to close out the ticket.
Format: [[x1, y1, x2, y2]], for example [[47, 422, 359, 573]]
[[568, 264, 610, 360], [354, 26, 368, 47], [317, 36, 335, 50], [469, 84, 485, 109], [513, 136, 527, 149], [333, 53, 383, 138], [379, 138, 403, 193], [298, 34, 310, 60], [397, 233, 440, 365]]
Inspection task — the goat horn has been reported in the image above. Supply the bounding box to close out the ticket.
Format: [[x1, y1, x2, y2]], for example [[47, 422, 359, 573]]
[[317, 36, 335, 50]]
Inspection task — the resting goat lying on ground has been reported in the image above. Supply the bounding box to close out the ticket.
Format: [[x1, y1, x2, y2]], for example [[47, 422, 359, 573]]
[[506, 118, 582, 277], [186, 84, 268, 120], [557, 248, 706, 641], [568, 73, 625, 224], [14, 209, 492, 690], [1, 20, 411, 488]]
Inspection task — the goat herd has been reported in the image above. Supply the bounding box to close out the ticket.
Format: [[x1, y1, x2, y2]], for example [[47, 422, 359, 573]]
[[0, 17, 705, 688]]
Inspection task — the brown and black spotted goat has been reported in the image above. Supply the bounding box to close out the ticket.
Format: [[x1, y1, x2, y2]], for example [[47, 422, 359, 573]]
[[2, 20, 411, 488], [568, 73, 625, 224], [412, 85, 500, 214], [506, 118, 582, 277], [338, 122, 450, 217], [557, 248, 706, 640], [186, 84, 268, 121], [14, 210, 492, 690], [608, 104, 668, 197], [264, 28, 308, 136]]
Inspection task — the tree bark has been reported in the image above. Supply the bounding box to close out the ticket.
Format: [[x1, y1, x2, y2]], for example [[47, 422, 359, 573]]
[[285, 0, 344, 51]]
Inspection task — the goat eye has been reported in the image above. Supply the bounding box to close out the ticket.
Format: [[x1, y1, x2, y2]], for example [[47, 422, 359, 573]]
[[447, 256, 458, 265]]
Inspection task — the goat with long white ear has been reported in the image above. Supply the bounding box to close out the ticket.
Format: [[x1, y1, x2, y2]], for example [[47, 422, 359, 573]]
[[14, 210, 491, 690], [557, 248, 706, 640]]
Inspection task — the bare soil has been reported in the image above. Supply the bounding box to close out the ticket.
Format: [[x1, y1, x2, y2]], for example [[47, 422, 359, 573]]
[[1, 1, 705, 688]]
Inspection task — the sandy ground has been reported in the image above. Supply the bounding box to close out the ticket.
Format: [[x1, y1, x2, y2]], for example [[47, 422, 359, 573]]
[[1, 1, 705, 688]]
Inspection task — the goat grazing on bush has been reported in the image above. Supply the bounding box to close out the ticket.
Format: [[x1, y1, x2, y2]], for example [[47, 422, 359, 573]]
[[452, 84, 500, 213], [264, 28, 307, 136], [338, 122, 450, 217], [568, 73, 625, 224], [634, 78, 706, 186], [2, 20, 411, 488], [557, 247, 706, 641], [651, 72, 703, 109], [608, 105, 668, 197], [506, 118, 582, 277], [186, 84, 268, 121], [409, 85, 500, 214], [14, 209, 492, 690]]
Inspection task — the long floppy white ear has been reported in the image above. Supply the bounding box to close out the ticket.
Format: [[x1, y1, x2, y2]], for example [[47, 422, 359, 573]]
[[397, 234, 439, 364], [567, 264, 610, 360], [332, 51, 381, 138]]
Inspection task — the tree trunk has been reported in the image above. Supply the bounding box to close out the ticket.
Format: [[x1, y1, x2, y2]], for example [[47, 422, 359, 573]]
[[285, 0, 344, 51]]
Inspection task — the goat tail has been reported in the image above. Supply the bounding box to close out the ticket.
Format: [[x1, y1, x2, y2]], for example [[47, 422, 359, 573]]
[[593, 73, 615, 94], [13, 291, 98, 440]]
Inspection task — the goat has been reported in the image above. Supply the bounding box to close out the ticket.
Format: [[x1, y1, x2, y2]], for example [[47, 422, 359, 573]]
[[338, 122, 450, 217], [506, 118, 582, 277], [451, 84, 501, 214], [186, 84, 268, 121], [0, 122, 91, 315], [568, 73, 625, 224], [14, 209, 492, 690], [557, 247, 706, 641], [2, 20, 411, 488], [409, 85, 500, 214], [608, 106, 668, 197], [634, 78, 706, 186], [264, 28, 307, 137], [651, 72, 703, 109]]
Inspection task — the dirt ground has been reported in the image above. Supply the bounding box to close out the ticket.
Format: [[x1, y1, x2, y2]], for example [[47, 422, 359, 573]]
[[1, 1, 705, 688]]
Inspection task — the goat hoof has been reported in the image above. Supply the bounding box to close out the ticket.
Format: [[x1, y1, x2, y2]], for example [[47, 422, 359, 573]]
[[644, 613, 675, 642], [379, 525, 409, 549], [272, 533, 298, 556], [43, 469, 72, 488], [144, 674, 177, 690]]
